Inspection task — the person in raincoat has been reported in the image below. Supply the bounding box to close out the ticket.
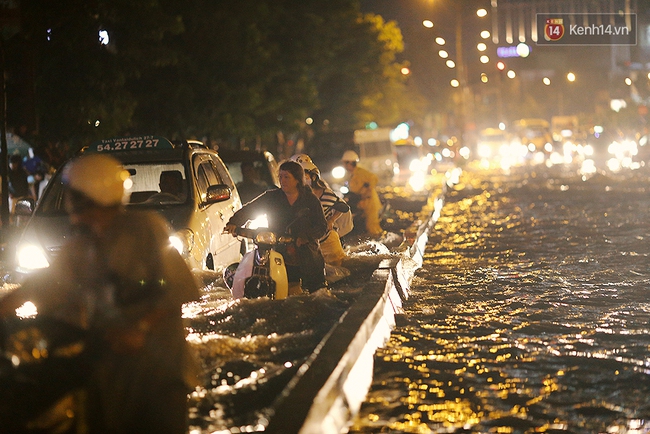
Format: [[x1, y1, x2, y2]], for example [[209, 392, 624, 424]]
[[0, 153, 200, 433], [225, 160, 328, 294], [290, 154, 350, 267], [341, 150, 383, 237]]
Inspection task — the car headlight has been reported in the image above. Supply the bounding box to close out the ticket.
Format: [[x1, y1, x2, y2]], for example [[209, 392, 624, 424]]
[[169, 229, 194, 257], [16, 243, 50, 270]]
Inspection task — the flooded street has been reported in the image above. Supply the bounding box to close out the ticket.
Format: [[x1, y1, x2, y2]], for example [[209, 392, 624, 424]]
[[181, 219, 418, 432], [351, 163, 650, 433]]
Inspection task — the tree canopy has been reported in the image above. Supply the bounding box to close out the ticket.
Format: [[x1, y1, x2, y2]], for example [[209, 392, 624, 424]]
[[4, 0, 421, 163]]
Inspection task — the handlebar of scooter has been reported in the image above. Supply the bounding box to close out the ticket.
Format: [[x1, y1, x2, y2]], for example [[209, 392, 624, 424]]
[[226, 226, 257, 239], [223, 226, 294, 244]]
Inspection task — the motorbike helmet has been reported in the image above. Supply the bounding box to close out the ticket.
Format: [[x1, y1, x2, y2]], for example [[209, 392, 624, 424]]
[[290, 154, 316, 170], [290, 153, 320, 177], [63, 154, 130, 206], [341, 150, 360, 163]]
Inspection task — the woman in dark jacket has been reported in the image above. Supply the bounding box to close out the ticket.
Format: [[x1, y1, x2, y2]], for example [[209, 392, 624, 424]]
[[225, 161, 328, 294]]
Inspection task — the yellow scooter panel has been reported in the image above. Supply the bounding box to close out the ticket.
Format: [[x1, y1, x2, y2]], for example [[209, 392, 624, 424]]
[[269, 250, 288, 300]]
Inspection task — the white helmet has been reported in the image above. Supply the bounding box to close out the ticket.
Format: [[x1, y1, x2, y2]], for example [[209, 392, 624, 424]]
[[341, 150, 359, 162], [63, 154, 130, 206], [290, 153, 318, 174]]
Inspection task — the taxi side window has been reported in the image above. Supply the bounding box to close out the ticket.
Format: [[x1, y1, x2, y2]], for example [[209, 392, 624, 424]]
[[212, 156, 235, 190], [193, 154, 223, 198]]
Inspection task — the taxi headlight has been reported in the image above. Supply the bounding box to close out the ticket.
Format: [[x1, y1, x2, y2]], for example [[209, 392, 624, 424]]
[[255, 231, 276, 245], [169, 229, 194, 256], [16, 243, 50, 270]]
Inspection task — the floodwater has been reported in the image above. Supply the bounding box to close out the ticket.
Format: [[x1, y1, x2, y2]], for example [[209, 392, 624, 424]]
[[183, 231, 414, 433], [181, 180, 434, 433], [350, 163, 650, 434], [0, 174, 430, 434]]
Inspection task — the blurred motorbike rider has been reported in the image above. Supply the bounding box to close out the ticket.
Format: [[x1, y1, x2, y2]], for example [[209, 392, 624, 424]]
[[0, 153, 200, 433], [290, 154, 350, 267], [341, 150, 383, 237], [225, 160, 328, 294]]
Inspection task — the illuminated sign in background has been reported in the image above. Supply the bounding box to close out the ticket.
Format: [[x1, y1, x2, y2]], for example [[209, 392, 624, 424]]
[[497, 43, 532, 58]]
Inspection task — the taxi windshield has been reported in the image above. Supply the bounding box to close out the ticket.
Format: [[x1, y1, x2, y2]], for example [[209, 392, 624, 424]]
[[37, 161, 189, 215]]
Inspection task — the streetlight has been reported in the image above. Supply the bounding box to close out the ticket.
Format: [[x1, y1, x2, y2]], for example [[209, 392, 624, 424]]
[[423, 3, 487, 149]]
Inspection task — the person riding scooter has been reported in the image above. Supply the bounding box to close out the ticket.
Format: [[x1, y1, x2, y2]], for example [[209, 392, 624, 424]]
[[224, 160, 328, 294], [341, 150, 383, 237], [0, 153, 200, 433], [290, 154, 350, 267]]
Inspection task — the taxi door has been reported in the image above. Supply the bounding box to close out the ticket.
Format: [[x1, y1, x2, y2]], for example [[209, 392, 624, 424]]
[[192, 153, 241, 270]]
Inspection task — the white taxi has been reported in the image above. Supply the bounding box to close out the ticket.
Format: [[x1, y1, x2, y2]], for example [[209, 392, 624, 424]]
[[15, 136, 243, 274]]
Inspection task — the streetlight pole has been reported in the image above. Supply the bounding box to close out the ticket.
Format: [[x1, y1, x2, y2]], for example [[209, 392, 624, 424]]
[[455, 5, 467, 143], [454, 3, 476, 151]]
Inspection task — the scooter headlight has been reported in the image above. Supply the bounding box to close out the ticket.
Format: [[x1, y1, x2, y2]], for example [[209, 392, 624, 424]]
[[248, 214, 268, 229], [331, 166, 346, 180], [16, 243, 50, 270], [169, 229, 194, 257], [255, 231, 276, 245]]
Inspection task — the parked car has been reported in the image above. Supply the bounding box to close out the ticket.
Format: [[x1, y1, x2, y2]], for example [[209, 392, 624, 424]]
[[14, 135, 243, 275], [218, 149, 280, 203]]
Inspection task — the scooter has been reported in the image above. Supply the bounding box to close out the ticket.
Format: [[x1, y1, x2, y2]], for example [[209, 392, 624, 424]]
[[223, 227, 292, 300], [0, 315, 91, 432]]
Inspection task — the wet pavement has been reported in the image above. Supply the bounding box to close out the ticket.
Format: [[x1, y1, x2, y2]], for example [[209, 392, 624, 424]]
[[350, 162, 650, 434]]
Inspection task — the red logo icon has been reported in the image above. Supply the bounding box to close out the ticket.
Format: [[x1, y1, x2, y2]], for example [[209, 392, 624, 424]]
[[544, 18, 564, 41]]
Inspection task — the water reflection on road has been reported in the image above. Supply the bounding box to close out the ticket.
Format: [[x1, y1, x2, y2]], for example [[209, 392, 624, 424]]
[[351, 164, 650, 433]]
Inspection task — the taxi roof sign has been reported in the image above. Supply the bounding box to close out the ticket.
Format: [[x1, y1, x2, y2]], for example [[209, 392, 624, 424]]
[[87, 136, 175, 153]]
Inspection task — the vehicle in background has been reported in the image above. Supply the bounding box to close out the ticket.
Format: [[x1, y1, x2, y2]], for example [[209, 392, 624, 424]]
[[475, 127, 528, 167], [393, 138, 433, 191], [325, 127, 397, 195], [394, 138, 425, 173], [14, 136, 242, 275], [352, 128, 397, 181], [512, 118, 554, 158], [476, 128, 511, 159], [585, 126, 640, 171], [218, 149, 280, 203], [551, 115, 580, 145]]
